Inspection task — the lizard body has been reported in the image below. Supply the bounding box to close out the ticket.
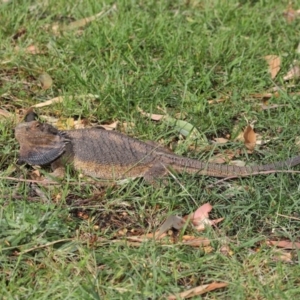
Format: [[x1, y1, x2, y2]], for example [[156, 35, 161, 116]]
[[15, 121, 300, 182]]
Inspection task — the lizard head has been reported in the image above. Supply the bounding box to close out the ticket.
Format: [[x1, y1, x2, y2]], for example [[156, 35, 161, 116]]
[[15, 121, 69, 165]]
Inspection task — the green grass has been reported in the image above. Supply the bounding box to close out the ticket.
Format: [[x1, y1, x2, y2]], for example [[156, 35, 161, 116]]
[[1, 0, 300, 298]]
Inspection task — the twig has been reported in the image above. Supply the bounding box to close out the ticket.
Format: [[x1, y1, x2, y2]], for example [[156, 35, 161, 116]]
[[164, 165, 198, 206], [207, 170, 300, 188], [276, 213, 300, 221], [0, 176, 58, 185], [1, 238, 73, 254]]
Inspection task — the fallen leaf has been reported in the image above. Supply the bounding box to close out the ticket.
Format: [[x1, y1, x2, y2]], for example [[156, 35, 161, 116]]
[[283, 5, 300, 23], [208, 151, 237, 164], [181, 236, 211, 247], [185, 203, 224, 231], [264, 55, 281, 79], [272, 249, 294, 263], [26, 44, 41, 54], [255, 133, 273, 146], [138, 107, 165, 121], [0, 109, 11, 118], [208, 155, 228, 164], [243, 125, 256, 151], [219, 244, 233, 257], [267, 240, 300, 250], [194, 218, 224, 231], [213, 137, 229, 144], [283, 63, 300, 81], [14, 44, 42, 55], [100, 121, 118, 130], [73, 119, 90, 129], [38, 73, 53, 90], [167, 282, 228, 299], [30, 169, 43, 181], [190, 203, 212, 222], [126, 234, 211, 247], [158, 215, 186, 237]]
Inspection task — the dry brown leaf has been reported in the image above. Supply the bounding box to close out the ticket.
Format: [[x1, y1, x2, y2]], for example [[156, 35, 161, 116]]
[[14, 44, 43, 55], [195, 217, 224, 231], [126, 234, 211, 247], [219, 244, 233, 257], [73, 119, 89, 129], [30, 169, 42, 180], [100, 121, 118, 131], [283, 6, 300, 23], [267, 240, 300, 250], [180, 236, 211, 247], [0, 109, 11, 118], [158, 215, 185, 236], [264, 55, 281, 79], [190, 203, 212, 222], [283, 63, 300, 81], [208, 155, 227, 164], [185, 203, 224, 231], [38, 73, 53, 90], [272, 249, 294, 263], [243, 125, 256, 151], [26, 44, 42, 54], [138, 107, 165, 121], [167, 282, 228, 299], [213, 137, 229, 144], [208, 151, 236, 164]]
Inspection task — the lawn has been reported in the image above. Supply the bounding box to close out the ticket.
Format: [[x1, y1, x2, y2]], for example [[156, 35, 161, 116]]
[[1, 0, 300, 299]]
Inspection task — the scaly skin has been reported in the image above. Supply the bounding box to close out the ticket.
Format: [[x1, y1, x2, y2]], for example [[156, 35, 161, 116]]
[[15, 121, 300, 181]]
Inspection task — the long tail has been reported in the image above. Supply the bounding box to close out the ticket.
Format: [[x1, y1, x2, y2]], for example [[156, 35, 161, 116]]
[[201, 155, 300, 177], [166, 154, 300, 178]]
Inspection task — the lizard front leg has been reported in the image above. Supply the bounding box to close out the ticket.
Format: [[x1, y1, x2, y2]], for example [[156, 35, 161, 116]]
[[49, 158, 66, 179]]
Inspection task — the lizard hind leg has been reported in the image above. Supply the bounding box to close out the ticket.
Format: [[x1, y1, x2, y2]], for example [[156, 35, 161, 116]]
[[143, 162, 169, 185]]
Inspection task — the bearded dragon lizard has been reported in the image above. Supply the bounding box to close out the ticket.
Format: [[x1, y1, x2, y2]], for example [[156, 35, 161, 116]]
[[14, 121, 300, 182]]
